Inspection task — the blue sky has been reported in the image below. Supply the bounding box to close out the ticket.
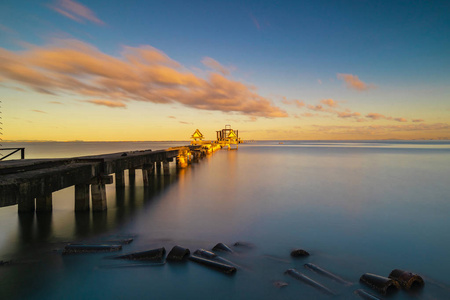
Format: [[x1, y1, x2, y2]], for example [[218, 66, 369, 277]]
[[1, 0, 449, 140]]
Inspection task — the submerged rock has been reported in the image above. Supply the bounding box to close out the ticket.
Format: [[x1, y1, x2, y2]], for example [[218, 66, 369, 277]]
[[273, 280, 289, 288], [212, 243, 233, 253], [290, 249, 310, 257], [167, 246, 190, 261], [113, 247, 166, 261]]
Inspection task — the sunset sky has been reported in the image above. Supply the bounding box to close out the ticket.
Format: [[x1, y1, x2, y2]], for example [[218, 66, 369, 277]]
[[1, 0, 449, 141]]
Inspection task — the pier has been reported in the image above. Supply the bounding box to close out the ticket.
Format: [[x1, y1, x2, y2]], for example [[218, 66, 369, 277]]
[[0, 126, 241, 213]]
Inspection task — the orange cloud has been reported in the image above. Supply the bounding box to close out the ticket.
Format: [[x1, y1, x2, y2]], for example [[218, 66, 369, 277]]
[[320, 99, 339, 107], [0, 39, 287, 118], [32, 110, 47, 113], [337, 73, 374, 91], [307, 104, 326, 112], [366, 113, 389, 120], [337, 111, 361, 118], [394, 117, 408, 122], [85, 99, 126, 108], [282, 99, 305, 108], [202, 57, 230, 75], [49, 0, 104, 25]]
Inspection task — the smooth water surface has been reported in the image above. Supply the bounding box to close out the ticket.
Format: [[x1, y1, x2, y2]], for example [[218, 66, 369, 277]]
[[0, 141, 449, 299]]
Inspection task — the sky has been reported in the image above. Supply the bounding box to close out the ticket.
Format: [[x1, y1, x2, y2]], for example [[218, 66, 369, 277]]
[[0, 0, 449, 141]]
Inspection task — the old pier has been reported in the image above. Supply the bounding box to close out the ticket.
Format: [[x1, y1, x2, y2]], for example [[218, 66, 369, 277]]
[[0, 126, 240, 213]]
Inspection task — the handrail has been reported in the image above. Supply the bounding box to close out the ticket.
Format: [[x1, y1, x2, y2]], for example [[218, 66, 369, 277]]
[[0, 148, 25, 160]]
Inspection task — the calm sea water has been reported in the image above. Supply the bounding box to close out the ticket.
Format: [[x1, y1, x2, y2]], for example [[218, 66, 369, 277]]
[[0, 141, 449, 299]]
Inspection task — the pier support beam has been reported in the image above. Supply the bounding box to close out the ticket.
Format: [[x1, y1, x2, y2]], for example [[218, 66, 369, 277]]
[[36, 194, 52, 212], [75, 184, 90, 211], [115, 171, 125, 188], [129, 169, 136, 185], [91, 184, 107, 211]]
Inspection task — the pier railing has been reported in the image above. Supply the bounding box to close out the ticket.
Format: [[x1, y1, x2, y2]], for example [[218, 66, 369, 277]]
[[0, 148, 25, 160]]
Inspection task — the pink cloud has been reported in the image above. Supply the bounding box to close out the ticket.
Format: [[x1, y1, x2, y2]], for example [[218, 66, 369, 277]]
[[250, 13, 260, 30], [85, 99, 126, 108], [49, 0, 104, 25], [0, 39, 286, 118], [337, 73, 374, 91], [32, 109, 47, 113]]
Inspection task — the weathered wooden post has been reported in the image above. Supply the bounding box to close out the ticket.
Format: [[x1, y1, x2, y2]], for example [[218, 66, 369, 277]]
[[36, 193, 52, 212], [75, 184, 90, 211], [115, 170, 125, 188], [163, 160, 170, 176], [156, 161, 162, 175], [142, 163, 154, 186], [90, 175, 113, 211]]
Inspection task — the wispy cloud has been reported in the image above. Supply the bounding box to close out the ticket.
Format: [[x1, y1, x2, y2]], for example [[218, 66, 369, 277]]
[[366, 113, 408, 122], [337, 73, 375, 91], [202, 57, 231, 75], [49, 0, 104, 25], [250, 13, 260, 30], [32, 109, 47, 113], [49, 101, 63, 104], [412, 119, 424, 123], [168, 116, 176, 119], [85, 99, 126, 108], [313, 123, 450, 136], [0, 39, 287, 118]]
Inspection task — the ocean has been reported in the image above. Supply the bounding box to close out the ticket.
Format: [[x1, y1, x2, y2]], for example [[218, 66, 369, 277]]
[[0, 140, 449, 299]]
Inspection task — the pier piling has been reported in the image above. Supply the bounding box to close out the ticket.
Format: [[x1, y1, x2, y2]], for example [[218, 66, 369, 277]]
[[75, 184, 90, 211]]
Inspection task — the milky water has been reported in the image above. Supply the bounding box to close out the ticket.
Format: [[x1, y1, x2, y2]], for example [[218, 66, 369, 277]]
[[0, 141, 449, 299]]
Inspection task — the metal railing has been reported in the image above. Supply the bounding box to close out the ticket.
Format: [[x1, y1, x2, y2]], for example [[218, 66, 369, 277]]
[[0, 148, 25, 160]]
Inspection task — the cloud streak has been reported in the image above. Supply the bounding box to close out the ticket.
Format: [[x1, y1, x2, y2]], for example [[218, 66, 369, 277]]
[[49, 0, 104, 25], [85, 99, 126, 108], [0, 39, 287, 118], [337, 73, 374, 91]]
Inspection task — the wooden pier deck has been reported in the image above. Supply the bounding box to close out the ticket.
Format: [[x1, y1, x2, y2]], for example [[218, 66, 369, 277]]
[[0, 145, 210, 213]]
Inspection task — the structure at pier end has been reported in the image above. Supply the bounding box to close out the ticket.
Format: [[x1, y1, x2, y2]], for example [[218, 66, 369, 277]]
[[190, 125, 241, 151]]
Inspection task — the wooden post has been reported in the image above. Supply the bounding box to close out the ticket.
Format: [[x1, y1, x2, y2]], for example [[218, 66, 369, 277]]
[[129, 168, 136, 185], [36, 194, 52, 212], [115, 170, 125, 188], [75, 184, 90, 211], [91, 184, 107, 211], [163, 161, 170, 176]]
